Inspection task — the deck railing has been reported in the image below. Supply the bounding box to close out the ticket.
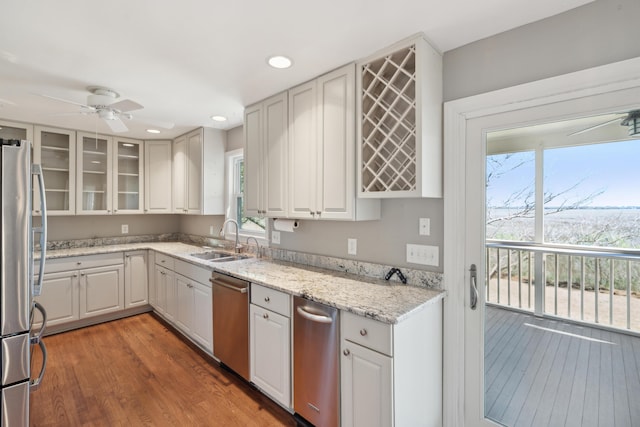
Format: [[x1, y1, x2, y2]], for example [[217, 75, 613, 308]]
[[486, 241, 640, 333]]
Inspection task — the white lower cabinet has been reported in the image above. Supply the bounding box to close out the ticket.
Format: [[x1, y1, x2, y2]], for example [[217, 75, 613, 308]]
[[340, 301, 443, 427], [151, 253, 213, 353], [250, 284, 291, 409], [152, 264, 175, 320], [341, 339, 393, 427], [37, 270, 79, 327], [34, 253, 129, 330], [79, 264, 124, 318], [124, 250, 148, 308]]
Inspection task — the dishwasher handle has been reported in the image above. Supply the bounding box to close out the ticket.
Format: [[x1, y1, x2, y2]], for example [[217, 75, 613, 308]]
[[210, 278, 248, 294], [296, 306, 333, 324]]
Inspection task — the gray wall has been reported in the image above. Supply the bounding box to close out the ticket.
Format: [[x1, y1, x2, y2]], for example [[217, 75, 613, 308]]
[[443, 0, 640, 101], [44, 215, 179, 241], [179, 215, 226, 239]]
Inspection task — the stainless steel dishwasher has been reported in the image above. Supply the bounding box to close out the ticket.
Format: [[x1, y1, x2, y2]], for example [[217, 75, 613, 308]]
[[293, 296, 339, 427], [211, 272, 250, 380]]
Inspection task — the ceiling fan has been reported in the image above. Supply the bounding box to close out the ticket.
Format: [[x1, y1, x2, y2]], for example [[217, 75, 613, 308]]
[[41, 87, 174, 133], [569, 109, 640, 137]]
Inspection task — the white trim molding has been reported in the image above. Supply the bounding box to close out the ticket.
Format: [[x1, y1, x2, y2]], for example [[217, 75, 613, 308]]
[[442, 56, 640, 427]]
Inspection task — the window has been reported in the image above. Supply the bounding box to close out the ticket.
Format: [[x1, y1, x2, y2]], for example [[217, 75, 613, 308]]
[[486, 114, 640, 249], [226, 149, 266, 238]]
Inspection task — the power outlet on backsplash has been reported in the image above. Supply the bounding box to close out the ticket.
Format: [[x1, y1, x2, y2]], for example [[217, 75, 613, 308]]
[[272, 231, 281, 244]]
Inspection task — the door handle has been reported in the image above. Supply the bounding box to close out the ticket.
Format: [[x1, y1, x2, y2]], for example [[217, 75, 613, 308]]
[[32, 164, 47, 297], [296, 306, 333, 324], [470, 264, 478, 310]]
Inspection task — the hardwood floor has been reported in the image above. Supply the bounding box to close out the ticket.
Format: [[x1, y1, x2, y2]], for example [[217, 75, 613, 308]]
[[30, 313, 296, 427]]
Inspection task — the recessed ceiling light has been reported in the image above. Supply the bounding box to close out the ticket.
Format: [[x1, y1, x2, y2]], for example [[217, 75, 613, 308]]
[[267, 55, 292, 69], [210, 115, 227, 122], [146, 129, 161, 134]]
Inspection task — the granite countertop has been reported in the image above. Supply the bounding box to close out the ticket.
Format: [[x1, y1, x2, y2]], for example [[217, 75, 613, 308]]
[[40, 242, 445, 324]]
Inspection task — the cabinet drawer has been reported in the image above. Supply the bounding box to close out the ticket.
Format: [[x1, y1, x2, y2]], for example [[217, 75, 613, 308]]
[[251, 284, 290, 317], [45, 252, 124, 273], [174, 259, 211, 285], [341, 311, 392, 357], [155, 252, 175, 270]]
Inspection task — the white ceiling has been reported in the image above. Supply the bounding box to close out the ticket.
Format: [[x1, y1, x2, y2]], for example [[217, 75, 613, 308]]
[[0, 0, 594, 140]]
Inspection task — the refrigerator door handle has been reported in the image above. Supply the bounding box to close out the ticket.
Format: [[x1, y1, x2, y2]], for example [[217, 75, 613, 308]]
[[32, 164, 47, 297], [30, 302, 47, 344], [29, 339, 47, 391]]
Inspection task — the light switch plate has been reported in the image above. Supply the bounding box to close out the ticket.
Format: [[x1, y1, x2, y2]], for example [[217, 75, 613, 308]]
[[121, 224, 129, 234], [419, 218, 430, 236], [406, 243, 439, 266], [272, 230, 281, 244], [347, 238, 357, 255]]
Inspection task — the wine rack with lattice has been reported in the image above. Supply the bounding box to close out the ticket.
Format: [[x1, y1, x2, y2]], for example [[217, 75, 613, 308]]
[[361, 44, 417, 193]]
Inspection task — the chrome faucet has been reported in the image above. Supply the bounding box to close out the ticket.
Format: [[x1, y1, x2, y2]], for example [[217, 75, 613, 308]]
[[220, 218, 241, 253], [246, 236, 261, 258]]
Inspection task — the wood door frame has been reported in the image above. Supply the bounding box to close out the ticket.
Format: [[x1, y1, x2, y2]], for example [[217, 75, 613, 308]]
[[442, 56, 640, 427]]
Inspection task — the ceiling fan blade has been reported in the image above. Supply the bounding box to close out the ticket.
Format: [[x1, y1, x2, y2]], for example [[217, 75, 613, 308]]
[[109, 99, 143, 112], [39, 93, 93, 109], [568, 116, 625, 136], [105, 117, 129, 133], [134, 116, 175, 129]]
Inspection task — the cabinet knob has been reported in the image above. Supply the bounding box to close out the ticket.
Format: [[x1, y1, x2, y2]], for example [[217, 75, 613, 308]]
[[35, 210, 40, 213], [343, 349, 350, 356], [359, 328, 368, 336], [80, 273, 85, 276], [316, 211, 321, 216], [263, 313, 269, 319], [264, 296, 270, 302], [114, 209, 118, 213], [77, 262, 82, 266], [73, 274, 78, 277], [311, 212, 315, 217], [161, 260, 165, 263], [107, 210, 111, 213]]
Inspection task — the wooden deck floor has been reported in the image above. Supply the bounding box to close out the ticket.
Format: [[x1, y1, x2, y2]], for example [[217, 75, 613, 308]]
[[485, 306, 640, 427]]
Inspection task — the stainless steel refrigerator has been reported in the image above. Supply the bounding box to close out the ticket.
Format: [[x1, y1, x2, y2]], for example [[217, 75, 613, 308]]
[[1, 138, 48, 426]]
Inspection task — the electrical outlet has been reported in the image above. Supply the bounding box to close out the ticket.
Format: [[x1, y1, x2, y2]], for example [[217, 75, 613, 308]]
[[347, 238, 357, 255], [406, 244, 439, 266], [272, 230, 281, 244], [209, 225, 214, 235], [419, 218, 431, 236], [121, 224, 129, 234]]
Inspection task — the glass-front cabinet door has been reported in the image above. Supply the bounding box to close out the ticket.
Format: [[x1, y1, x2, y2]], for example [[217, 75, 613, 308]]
[[76, 132, 113, 215], [113, 138, 143, 214], [34, 126, 76, 215]]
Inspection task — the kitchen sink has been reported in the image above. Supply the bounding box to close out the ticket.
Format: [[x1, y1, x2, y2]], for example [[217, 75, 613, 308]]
[[191, 251, 249, 262]]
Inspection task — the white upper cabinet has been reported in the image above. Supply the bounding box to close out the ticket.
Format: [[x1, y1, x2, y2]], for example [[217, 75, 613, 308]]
[[113, 137, 143, 214], [172, 128, 225, 215], [288, 64, 380, 220], [33, 126, 76, 216], [144, 140, 172, 213], [288, 81, 317, 219], [244, 92, 288, 218], [76, 132, 113, 215], [357, 34, 443, 198]]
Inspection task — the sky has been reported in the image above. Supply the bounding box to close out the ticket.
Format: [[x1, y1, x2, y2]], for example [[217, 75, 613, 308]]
[[487, 138, 640, 208]]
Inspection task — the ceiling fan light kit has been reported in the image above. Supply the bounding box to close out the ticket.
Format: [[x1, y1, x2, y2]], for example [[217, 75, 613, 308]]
[[621, 110, 640, 136], [40, 86, 173, 133]]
